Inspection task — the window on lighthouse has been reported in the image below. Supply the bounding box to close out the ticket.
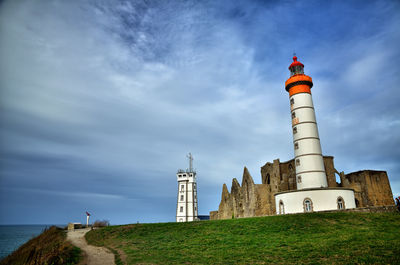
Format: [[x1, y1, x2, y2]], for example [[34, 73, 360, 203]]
[[180, 195, 184, 201], [181, 185, 184, 191], [305, 200, 312, 212], [291, 112, 296, 119], [290, 65, 304, 76], [293, 127, 297, 134], [294, 143, 299, 150], [303, 198, 313, 212], [290, 98, 294, 105], [279, 200, 285, 214], [337, 197, 345, 209], [296, 159, 300, 166], [180, 206, 183, 212], [297, 175, 302, 183]]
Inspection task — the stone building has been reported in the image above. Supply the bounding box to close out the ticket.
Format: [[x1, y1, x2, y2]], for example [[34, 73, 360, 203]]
[[210, 156, 394, 220]]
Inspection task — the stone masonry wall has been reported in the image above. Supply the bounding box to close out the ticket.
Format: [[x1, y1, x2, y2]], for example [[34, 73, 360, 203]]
[[210, 156, 394, 220], [340, 170, 394, 207]]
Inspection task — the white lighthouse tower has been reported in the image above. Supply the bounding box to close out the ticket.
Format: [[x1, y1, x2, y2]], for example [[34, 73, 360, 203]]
[[275, 56, 356, 214], [176, 153, 198, 222], [287, 56, 327, 189]]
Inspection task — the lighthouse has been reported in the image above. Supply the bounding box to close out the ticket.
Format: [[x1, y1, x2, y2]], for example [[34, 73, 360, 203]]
[[286, 56, 327, 190], [176, 153, 199, 222], [274, 56, 356, 214]]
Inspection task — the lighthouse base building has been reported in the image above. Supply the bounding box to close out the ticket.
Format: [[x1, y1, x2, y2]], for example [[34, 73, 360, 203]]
[[275, 187, 355, 214]]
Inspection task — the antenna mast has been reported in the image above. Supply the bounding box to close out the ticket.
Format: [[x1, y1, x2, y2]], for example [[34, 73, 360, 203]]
[[187, 153, 193, 172]]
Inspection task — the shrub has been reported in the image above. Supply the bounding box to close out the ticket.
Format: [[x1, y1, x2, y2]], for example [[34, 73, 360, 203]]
[[93, 220, 110, 227]]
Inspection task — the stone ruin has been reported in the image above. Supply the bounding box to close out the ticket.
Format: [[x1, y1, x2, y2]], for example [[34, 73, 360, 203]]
[[210, 156, 394, 220]]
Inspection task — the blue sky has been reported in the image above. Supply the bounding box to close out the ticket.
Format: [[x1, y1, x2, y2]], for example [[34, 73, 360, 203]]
[[0, 0, 399, 225]]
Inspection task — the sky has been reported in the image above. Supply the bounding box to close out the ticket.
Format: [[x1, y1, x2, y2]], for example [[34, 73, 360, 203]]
[[0, 0, 399, 225]]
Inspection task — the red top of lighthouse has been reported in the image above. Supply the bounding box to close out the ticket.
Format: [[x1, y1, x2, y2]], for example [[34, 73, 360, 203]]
[[288, 56, 304, 76], [285, 55, 313, 96], [289, 56, 304, 69]]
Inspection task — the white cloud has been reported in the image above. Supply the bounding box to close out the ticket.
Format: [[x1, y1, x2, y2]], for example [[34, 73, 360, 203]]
[[1, 0, 399, 224]]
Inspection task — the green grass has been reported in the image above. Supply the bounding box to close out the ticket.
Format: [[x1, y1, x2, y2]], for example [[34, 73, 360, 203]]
[[85, 212, 400, 264], [0, 226, 82, 265], [105, 246, 124, 265]]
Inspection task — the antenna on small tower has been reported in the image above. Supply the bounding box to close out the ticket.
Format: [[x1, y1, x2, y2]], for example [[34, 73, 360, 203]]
[[187, 153, 193, 172]]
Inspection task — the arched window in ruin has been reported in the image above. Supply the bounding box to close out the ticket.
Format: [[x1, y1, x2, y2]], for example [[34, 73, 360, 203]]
[[266, 173, 270, 185], [303, 198, 313, 212], [337, 196, 345, 210], [279, 200, 285, 215], [334, 171, 342, 185]]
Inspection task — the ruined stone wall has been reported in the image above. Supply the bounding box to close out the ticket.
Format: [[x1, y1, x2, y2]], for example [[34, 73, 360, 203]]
[[340, 170, 394, 207], [210, 156, 395, 220], [213, 168, 273, 219], [324, 156, 339, 187], [209, 211, 218, 220]]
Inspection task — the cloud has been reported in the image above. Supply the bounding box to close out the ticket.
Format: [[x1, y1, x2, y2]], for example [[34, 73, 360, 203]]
[[0, 0, 399, 224], [3, 187, 125, 200]]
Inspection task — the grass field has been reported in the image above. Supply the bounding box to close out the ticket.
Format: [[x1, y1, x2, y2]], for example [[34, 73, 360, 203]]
[[86, 212, 400, 264]]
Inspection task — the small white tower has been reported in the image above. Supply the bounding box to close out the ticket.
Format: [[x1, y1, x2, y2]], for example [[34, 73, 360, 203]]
[[176, 153, 198, 222], [86, 211, 90, 227]]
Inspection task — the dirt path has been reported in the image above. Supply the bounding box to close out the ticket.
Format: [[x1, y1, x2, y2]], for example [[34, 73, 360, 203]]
[[67, 228, 115, 265]]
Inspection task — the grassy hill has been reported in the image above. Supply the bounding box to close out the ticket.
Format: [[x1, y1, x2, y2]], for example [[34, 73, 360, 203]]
[[0, 226, 82, 265], [85, 212, 400, 264]]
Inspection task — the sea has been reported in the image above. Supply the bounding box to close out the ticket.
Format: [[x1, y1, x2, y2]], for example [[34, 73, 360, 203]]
[[0, 224, 63, 260]]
